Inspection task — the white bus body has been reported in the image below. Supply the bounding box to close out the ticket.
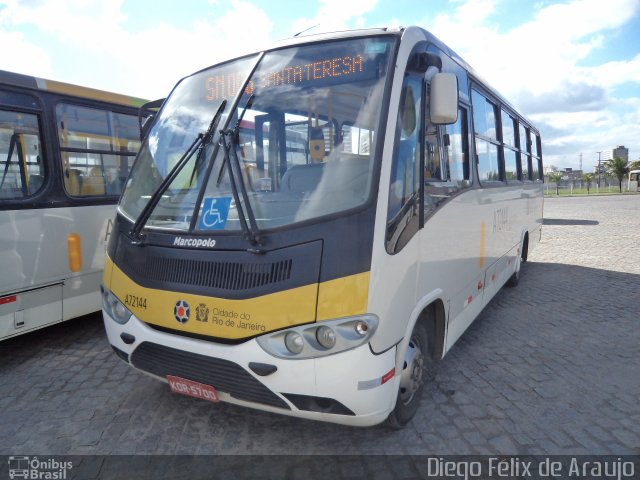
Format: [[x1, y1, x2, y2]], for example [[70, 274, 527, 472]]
[[0, 70, 145, 340], [102, 26, 543, 426], [0, 205, 113, 339]]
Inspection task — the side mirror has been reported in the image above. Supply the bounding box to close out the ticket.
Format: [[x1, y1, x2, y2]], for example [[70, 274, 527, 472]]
[[430, 73, 458, 124]]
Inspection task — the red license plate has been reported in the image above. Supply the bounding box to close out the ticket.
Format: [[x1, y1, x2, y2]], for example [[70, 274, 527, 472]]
[[167, 375, 220, 403]]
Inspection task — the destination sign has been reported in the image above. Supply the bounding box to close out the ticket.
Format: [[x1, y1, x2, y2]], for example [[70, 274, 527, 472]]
[[205, 54, 367, 102]]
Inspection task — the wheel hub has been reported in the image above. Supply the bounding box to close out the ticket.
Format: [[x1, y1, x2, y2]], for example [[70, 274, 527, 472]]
[[399, 336, 425, 405]]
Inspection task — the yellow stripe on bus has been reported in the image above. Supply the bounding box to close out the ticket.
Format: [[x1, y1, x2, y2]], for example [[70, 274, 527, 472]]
[[103, 254, 114, 286], [316, 272, 369, 321], [40, 79, 147, 107], [104, 257, 371, 339], [107, 259, 316, 339]]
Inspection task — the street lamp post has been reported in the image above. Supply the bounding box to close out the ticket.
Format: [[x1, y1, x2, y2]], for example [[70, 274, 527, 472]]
[[597, 151, 602, 188]]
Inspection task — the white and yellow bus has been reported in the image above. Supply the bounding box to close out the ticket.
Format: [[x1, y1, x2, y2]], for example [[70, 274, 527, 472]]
[[102, 26, 543, 427], [0, 70, 146, 341]]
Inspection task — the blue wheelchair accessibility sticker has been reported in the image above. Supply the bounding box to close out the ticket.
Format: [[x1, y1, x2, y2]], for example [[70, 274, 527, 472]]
[[199, 197, 232, 230]]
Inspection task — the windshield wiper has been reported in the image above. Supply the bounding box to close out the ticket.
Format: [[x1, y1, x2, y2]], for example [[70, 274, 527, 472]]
[[218, 94, 263, 247], [130, 99, 227, 243]]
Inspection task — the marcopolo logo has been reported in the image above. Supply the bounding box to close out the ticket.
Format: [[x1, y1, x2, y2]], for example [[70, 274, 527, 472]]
[[173, 237, 216, 248], [8, 456, 72, 479], [174, 300, 190, 324]]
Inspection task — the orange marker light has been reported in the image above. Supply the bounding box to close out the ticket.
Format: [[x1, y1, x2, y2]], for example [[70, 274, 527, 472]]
[[67, 233, 82, 272]]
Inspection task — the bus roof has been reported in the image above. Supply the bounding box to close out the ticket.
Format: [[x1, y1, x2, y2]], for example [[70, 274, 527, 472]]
[[190, 26, 537, 133], [0, 69, 147, 108]]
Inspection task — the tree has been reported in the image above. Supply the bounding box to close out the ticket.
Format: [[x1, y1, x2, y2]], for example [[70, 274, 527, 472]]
[[604, 157, 630, 193], [582, 172, 594, 194], [548, 172, 562, 195], [629, 160, 640, 171]]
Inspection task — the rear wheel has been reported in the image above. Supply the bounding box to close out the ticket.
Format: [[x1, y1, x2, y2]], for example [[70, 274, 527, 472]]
[[506, 235, 528, 288], [505, 255, 521, 287], [386, 321, 430, 428]]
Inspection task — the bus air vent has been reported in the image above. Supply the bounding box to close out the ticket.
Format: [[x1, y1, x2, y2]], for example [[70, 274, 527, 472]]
[[124, 251, 292, 290], [130, 342, 290, 410], [281, 393, 355, 416]]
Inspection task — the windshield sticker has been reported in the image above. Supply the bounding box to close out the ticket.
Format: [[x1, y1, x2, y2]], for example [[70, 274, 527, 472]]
[[199, 197, 232, 230], [258, 177, 273, 192], [365, 42, 388, 54]]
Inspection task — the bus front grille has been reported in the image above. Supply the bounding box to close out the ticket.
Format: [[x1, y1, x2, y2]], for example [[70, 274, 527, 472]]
[[124, 252, 293, 291], [130, 342, 290, 410]]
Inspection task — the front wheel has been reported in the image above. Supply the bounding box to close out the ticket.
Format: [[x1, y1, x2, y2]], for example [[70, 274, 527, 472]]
[[386, 321, 430, 428]]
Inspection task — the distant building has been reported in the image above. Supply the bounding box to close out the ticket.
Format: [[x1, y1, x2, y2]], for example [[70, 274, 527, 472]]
[[561, 168, 583, 181], [543, 164, 558, 174], [606, 145, 629, 162]]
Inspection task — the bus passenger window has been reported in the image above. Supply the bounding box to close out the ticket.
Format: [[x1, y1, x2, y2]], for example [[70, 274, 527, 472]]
[[519, 123, 530, 180], [504, 148, 518, 182], [501, 111, 519, 182], [472, 89, 502, 183], [476, 139, 500, 181], [0, 110, 45, 199], [530, 132, 542, 181], [56, 104, 139, 197], [422, 79, 469, 221]]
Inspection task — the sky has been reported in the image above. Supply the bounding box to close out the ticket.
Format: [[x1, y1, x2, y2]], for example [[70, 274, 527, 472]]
[[1, 0, 639, 170]]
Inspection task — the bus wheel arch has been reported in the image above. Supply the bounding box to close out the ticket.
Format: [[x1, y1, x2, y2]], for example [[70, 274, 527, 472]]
[[386, 300, 445, 428], [521, 232, 529, 263], [506, 230, 529, 287], [423, 300, 447, 361]]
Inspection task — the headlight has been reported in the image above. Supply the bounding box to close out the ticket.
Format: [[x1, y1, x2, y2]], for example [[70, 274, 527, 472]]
[[284, 331, 304, 354], [316, 326, 336, 349], [256, 314, 378, 359], [101, 285, 132, 325]]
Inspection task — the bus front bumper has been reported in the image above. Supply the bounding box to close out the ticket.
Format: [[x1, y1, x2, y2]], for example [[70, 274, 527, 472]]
[[102, 310, 398, 427]]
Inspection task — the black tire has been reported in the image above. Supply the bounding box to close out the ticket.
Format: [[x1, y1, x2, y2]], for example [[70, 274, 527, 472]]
[[505, 261, 520, 287], [385, 321, 430, 428], [506, 236, 528, 288]]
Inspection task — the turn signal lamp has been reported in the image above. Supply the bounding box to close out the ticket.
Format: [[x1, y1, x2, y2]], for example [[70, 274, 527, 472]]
[[67, 233, 82, 272]]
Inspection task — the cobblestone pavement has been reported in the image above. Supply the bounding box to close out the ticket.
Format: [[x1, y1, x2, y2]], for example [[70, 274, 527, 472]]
[[1, 195, 639, 456]]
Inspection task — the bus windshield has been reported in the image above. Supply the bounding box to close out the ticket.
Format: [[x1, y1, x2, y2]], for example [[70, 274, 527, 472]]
[[119, 55, 259, 227], [120, 36, 396, 233]]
